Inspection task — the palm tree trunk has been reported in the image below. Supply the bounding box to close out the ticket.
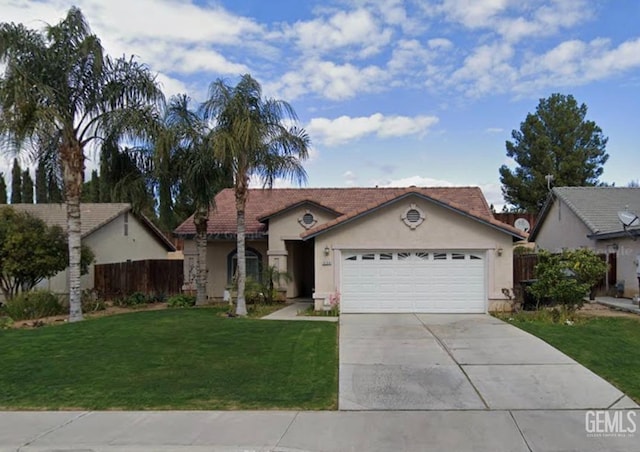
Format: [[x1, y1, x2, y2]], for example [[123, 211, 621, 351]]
[[235, 186, 248, 316], [62, 143, 84, 322], [194, 206, 208, 306]]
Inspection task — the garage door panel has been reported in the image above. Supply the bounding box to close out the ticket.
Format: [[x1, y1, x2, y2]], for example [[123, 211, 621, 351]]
[[341, 250, 486, 313]]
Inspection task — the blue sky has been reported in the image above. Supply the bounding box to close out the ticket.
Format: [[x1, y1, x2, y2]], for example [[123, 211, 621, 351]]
[[1, 0, 639, 209]]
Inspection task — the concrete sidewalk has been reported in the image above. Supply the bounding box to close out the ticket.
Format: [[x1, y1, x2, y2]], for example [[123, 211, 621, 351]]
[[262, 301, 338, 322], [0, 409, 637, 451]]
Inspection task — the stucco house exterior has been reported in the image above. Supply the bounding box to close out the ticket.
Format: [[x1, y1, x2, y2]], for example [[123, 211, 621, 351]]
[[529, 187, 640, 298], [174, 187, 526, 313], [9, 203, 176, 294]]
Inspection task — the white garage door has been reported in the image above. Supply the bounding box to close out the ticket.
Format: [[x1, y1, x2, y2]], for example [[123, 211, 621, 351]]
[[341, 250, 486, 313]]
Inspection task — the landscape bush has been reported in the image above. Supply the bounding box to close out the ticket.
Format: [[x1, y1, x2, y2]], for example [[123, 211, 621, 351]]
[[1, 290, 65, 320], [167, 294, 196, 308], [528, 250, 605, 310]]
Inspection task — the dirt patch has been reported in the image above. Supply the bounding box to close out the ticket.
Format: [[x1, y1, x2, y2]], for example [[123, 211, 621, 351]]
[[9, 302, 170, 329], [577, 302, 640, 319]]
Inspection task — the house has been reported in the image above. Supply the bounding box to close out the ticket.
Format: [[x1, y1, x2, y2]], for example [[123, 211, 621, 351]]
[[9, 203, 177, 294], [174, 187, 526, 313], [529, 187, 640, 298]]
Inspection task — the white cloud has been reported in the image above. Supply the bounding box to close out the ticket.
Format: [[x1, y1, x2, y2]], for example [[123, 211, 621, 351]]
[[435, 0, 592, 42], [517, 37, 640, 93], [307, 113, 439, 146], [285, 8, 392, 58], [343, 170, 358, 186], [485, 127, 504, 133], [450, 42, 517, 96], [268, 59, 388, 101]]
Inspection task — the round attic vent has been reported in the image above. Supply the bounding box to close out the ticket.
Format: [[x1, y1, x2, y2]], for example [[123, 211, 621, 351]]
[[406, 209, 421, 223], [401, 204, 425, 229], [302, 212, 315, 225]]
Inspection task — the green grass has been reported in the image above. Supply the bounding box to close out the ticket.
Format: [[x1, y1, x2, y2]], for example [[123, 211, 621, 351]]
[[0, 308, 338, 410], [506, 315, 640, 402]]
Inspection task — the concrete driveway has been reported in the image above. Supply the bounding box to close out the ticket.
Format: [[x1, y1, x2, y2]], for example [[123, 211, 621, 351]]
[[339, 313, 638, 410]]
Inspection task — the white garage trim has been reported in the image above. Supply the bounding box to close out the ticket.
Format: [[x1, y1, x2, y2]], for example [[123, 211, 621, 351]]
[[340, 250, 487, 313]]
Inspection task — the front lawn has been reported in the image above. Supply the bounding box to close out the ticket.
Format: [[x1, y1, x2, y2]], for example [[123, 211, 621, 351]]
[[505, 315, 640, 402], [0, 308, 338, 410]]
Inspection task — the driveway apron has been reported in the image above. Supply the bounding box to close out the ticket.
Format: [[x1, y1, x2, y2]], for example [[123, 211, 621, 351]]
[[339, 313, 632, 411]]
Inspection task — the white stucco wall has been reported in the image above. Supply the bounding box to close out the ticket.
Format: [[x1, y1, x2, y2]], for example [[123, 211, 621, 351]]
[[310, 195, 515, 311], [40, 213, 171, 294]]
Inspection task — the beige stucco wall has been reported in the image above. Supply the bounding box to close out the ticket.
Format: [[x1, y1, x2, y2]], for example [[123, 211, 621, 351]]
[[182, 238, 268, 300], [534, 199, 593, 251], [588, 237, 640, 298], [266, 206, 336, 297], [310, 195, 515, 311], [40, 214, 171, 295], [535, 199, 640, 298]]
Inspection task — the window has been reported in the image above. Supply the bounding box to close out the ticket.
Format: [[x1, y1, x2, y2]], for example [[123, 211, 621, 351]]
[[398, 252, 411, 260], [361, 253, 375, 260], [434, 253, 447, 260], [379, 253, 393, 260], [227, 248, 262, 284], [345, 255, 357, 261], [470, 254, 482, 260], [415, 252, 429, 260], [452, 253, 465, 260]]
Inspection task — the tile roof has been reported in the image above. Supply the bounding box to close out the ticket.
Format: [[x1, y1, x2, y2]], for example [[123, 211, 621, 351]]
[[174, 187, 526, 239], [531, 187, 640, 239], [6, 203, 175, 250]]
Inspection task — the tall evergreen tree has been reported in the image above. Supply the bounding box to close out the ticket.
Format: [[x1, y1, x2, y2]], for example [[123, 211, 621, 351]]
[[0, 173, 7, 204], [35, 160, 48, 203], [90, 169, 100, 202], [21, 169, 34, 203], [10, 158, 21, 204], [499, 93, 609, 212]]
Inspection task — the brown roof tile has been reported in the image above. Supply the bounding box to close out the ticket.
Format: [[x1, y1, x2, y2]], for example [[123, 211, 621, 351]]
[[174, 187, 526, 239]]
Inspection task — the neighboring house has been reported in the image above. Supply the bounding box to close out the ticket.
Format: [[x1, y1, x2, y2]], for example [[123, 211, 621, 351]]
[[174, 187, 526, 313], [9, 203, 176, 295], [529, 187, 640, 298]]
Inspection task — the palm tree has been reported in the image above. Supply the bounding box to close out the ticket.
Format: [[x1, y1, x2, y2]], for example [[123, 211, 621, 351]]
[[0, 7, 162, 321], [169, 96, 229, 305], [202, 74, 310, 316]]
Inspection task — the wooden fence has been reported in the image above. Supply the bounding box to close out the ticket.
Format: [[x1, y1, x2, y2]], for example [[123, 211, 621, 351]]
[[95, 259, 184, 300], [513, 252, 617, 292]]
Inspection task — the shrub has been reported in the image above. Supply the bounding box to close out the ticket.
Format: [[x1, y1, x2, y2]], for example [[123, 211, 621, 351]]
[[81, 289, 106, 312], [113, 292, 147, 307], [167, 294, 196, 308], [529, 250, 591, 310], [2, 290, 65, 321]]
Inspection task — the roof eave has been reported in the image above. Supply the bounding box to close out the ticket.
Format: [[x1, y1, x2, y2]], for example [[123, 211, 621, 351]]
[[258, 200, 342, 222], [302, 192, 526, 241]]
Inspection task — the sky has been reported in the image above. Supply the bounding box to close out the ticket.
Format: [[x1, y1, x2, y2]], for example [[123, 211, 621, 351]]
[[1, 0, 639, 209]]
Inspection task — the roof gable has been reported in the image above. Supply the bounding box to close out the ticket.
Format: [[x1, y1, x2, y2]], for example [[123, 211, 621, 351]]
[[300, 190, 526, 239], [530, 187, 640, 240], [173, 187, 525, 240], [7, 203, 175, 251]]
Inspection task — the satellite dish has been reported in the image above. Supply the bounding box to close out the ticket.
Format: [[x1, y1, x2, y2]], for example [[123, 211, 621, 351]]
[[618, 211, 640, 228], [514, 217, 531, 232]]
